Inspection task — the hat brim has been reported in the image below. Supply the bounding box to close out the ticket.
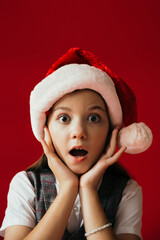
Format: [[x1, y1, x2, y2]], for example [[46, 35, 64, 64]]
[[30, 64, 123, 140]]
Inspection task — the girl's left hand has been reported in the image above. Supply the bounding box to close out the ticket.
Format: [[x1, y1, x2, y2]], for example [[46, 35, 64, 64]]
[[80, 127, 126, 190]]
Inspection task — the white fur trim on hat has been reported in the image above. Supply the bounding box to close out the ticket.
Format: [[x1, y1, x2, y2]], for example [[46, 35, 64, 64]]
[[30, 64, 123, 141]]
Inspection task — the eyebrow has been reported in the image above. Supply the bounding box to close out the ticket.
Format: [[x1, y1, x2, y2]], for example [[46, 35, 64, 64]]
[[88, 106, 106, 112], [53, 105, 106, 112], [53, 107, 72, 112]]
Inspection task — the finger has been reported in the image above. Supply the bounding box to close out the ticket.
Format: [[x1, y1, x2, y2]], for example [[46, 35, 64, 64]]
[[106, 127, 119, 158], [44, 127, 54, 150], [40, 136, 59, 166], [39, 137, 50, 155], [106, 146, 127, 166]]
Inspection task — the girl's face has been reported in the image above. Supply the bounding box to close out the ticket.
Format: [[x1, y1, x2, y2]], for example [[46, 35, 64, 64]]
[[48, 90, 109, 175]]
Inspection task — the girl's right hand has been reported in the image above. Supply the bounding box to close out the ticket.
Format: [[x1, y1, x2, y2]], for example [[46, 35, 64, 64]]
[[39, 127, 78, 191]]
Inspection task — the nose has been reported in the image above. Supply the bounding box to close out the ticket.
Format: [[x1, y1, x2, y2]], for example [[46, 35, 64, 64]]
[[71, 120, 87, 140]]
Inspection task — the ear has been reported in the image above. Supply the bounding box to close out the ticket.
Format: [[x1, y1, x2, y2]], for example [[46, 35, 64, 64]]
[[117, 122, 153, 154]]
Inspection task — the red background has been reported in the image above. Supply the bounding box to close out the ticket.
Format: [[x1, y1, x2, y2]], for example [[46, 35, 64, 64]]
[[0, 1, 160, 239]]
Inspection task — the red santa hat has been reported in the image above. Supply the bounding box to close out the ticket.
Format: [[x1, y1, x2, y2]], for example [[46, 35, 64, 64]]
[[30, 47, 153, 154]]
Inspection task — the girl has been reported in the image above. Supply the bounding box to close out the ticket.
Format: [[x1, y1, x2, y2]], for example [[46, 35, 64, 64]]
[[0, 48, 152, 240]]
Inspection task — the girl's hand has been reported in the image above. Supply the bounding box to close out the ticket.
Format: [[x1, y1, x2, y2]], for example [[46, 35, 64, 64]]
[[40, 127, 78, 190], [80, 127, 126, 190]]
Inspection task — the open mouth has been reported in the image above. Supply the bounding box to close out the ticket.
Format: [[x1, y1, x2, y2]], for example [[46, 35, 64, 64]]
[[69, 148, 88, 158]]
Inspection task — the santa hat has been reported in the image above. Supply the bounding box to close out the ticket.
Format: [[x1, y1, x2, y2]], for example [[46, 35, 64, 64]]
[[30, 47, 153, 154]]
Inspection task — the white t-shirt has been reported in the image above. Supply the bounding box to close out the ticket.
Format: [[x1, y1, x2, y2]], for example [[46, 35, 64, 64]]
[[0, 171, 143, 238]]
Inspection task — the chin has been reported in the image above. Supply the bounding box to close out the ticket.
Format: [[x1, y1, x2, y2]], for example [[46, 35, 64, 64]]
[[71, 169, 86, 175], [70, 166, 91, 175], [67, 164, 85, 174]]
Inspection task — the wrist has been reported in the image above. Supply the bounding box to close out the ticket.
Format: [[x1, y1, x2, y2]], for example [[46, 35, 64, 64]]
[[80, 176, 102, 191], [60, 180, 79, 195], [79, 185, 98, 199]]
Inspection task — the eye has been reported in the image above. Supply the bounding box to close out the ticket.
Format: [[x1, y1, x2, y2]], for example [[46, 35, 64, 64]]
[[58, 114, 70, 123], [88, 114, 101, 123]]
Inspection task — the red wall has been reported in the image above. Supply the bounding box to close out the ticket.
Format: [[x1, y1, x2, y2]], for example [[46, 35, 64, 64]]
[[0, 1, 160, 239]]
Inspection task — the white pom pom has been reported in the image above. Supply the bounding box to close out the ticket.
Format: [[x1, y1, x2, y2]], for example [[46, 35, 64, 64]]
[[117, 122, 153, 154]]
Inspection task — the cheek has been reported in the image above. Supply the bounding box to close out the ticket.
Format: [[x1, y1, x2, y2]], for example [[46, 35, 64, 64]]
[[90, 127, 109, 153], [93, 125, 109, 141]]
